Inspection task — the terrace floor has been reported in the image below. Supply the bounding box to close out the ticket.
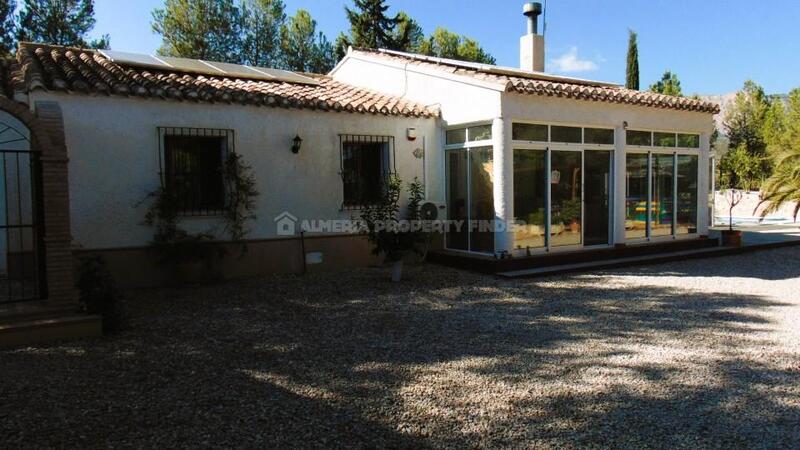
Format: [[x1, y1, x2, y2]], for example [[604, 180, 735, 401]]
[[2, 247, 799, 448]]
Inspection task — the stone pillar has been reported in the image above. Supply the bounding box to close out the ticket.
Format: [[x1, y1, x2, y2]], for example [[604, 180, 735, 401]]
[[613, 125, 627, 246], [492, 117, 514, 256]]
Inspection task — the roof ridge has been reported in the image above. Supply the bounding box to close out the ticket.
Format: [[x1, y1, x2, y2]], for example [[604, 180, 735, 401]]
[[351, 47, 719, 114], [9, 43, 439, 118]]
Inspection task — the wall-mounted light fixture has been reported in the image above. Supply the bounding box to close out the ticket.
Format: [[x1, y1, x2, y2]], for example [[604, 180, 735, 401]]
[[623, 121, 629, 129], [291, 134, 303, 153]]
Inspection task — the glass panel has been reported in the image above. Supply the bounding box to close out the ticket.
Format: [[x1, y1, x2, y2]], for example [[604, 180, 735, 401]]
[[550, 151, 582, 247], [584, 128, 614, 145], [342, 141, 385, 206], [625, 154, 648, 239], [550, 126, 582, 144], [654, 132, 677, 147], [512, 123, 548, 141], [627, 130, 652, 146], [677, 155, 699, 234], [584, 151, 612, 246], [651, 154, 674, 236], [513, 149, 546, 250], [446, 150, 468, 250], [467, 125, 492, 142], [446, 128, 466, 145], [469, 147, 494, 252], [678, 133, 700, 148]]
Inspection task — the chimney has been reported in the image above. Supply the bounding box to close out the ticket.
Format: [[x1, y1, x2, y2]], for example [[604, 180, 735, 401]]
[[520, 2, 545, 72]]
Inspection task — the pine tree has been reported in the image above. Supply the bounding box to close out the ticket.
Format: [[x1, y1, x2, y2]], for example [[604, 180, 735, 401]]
[[625, 29, 639, 90], [17, 0, 107, 48], [344, 0, 397, 50], [279, 9, 335, 73], [240, 0, 286, 67], [417, 27, 495, 64], [0, 0, 15, 54], [152, 0, 242, 62], [649, 70, 683, 96]]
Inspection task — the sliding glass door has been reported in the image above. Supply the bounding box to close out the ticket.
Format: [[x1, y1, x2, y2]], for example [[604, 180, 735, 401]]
[[513, 148, 611, 252], [676, 155, 699, 234], [550, 151, 583, 247], [584, 150, 612, 246], [446, 150, 469, 250], [625, 152, 699, 240], [445, 147, 494, 253], [513, 149, 547, 250], [651, 154, 674, 237]]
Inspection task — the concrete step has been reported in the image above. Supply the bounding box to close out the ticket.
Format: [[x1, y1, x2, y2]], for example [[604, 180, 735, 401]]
[[0, 314, 102, 348], [0, 304, 79, 325], [497, 247, 732, 278]]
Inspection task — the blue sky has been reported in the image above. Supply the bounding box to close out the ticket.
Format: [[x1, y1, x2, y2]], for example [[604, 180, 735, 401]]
[[90, 0, 800, 95]]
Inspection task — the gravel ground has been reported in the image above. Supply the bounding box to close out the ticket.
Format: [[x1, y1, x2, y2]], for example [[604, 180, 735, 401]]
[[2, 247, 800, 448]]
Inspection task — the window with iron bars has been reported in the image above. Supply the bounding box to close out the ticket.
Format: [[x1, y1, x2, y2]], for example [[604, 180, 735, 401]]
[[158, 127, 233, 216], [339, 134, 395, 209]]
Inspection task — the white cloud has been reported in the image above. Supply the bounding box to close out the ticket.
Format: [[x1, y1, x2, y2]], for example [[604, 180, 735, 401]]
[[549, 47, 599, 73]]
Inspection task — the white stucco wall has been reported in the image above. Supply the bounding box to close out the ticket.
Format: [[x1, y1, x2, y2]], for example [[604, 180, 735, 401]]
[[331, 53, 502, 125], [30, 92, 441, 250]]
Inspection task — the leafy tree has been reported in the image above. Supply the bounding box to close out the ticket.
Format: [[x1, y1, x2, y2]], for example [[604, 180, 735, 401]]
[[717, 80, 772, 190], [152, 0, 242, 62], [0, 0, 15, 54], [17, 0, 107, 48], [758, 88, 800, 219], [649, 70, 683, 96], [625, 29, 639, 90], [240, 0, 286, 67], [280, 9, 336, 73], [417, 27, 496, 64]]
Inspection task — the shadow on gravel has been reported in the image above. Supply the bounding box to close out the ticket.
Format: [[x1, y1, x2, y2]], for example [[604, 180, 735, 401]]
[[1, 259, 798, 448]]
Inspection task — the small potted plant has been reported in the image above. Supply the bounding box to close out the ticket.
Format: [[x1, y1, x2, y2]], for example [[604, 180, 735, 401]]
[[358, 176, 426, 282], [721, 188, 743, 247], [560, 198, 582, 233]]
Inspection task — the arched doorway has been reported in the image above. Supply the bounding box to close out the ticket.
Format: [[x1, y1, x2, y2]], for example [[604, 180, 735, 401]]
[[0, 110, 44, 304]]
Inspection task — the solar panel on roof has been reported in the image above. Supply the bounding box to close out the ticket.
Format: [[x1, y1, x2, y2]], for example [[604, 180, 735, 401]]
[[98, 49, 320, 85], [205, 61, 276, 81], [98, 50, 171, 70], [159, 56, 226, 76], [251, 67, 319, 85]]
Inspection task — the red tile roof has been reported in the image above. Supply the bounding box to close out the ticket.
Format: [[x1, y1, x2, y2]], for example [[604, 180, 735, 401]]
[[6, 43, 438, 118], [351, 49, 720, 114]]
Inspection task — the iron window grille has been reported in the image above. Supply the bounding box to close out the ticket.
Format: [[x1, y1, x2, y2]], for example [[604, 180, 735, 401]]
[[158, 127, 234, 216], [339, 134, 396, 209]]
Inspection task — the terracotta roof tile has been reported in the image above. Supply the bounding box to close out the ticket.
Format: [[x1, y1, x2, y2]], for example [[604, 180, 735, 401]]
[[9, 43, 438, 118], [353, 48, 720, 114]]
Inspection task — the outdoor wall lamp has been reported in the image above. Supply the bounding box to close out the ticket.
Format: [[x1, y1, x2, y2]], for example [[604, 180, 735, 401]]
[[291, 134, 303, 153]]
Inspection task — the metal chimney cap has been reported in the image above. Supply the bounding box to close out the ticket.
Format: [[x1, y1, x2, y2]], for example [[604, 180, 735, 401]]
[[523, 2, 543, 17]]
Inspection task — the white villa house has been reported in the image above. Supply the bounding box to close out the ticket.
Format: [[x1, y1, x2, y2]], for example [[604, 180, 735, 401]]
[[0, 1, 718, 322]]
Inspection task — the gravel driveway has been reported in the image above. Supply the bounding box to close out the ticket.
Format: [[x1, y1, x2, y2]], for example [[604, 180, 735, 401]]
[[2, 247, 800, 448]]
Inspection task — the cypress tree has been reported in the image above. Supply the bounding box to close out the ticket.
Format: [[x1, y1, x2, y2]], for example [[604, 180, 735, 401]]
[[626, 29, 639, 90]]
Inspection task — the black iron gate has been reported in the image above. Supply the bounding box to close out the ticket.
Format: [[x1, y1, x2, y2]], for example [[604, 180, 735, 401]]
[[0, 120, 44, 304]]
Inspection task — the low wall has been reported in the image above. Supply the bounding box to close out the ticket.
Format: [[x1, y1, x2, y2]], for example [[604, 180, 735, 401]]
[[714, 190, 799, 223], [73, 234, 384, 289]]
